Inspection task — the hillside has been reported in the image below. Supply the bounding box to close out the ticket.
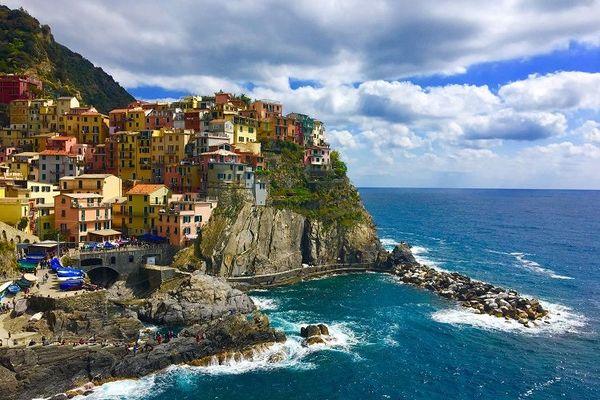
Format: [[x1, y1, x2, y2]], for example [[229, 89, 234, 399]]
[[0, 5, 134, 113]]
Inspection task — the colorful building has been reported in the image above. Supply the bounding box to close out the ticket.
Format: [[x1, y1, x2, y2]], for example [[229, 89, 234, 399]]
[[157, 194, 216, 246], [38, 150, 84, 184], [59, 173, 122, 202], [123, 184, 170, 236], [0, 75, 42, 104], [54, 193, 112, 244]]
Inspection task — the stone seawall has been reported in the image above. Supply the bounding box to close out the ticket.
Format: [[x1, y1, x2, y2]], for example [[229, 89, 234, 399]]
[[226, 263, 381, 289]]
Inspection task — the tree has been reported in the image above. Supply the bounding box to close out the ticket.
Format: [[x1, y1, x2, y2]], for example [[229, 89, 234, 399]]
[[17, 217, 28, 231]]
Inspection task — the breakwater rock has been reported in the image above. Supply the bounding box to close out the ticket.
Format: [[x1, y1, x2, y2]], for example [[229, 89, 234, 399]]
[[386, 245, 548, 324]]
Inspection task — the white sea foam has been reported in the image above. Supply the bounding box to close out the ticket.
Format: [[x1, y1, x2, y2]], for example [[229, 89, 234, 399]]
[[72, 374, 162, 400], [510, 252, 573, 280], [431, 300, 586, 336], [250, 296, 278, 310], [411, 245, 450, 272], [72, 322, 359, 398], [380, 237, 400, 251]]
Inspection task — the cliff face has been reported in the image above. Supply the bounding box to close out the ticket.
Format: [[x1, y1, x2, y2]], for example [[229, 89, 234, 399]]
[[200, 202, 384, 277]]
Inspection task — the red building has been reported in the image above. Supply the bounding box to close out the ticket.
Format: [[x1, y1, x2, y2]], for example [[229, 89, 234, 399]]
[[0, 75, 42, 104]]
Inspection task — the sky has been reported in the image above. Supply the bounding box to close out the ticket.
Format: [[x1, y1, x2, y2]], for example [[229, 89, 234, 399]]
[[6, 0, 600, 188]]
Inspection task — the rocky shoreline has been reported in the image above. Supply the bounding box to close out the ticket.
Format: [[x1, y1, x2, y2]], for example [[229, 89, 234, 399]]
[[0, 273, 285, 400], [380, 243, 549, 325], [0, 240, 553, 399]]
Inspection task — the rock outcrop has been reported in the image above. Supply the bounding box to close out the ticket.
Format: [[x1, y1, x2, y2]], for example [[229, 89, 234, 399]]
[[138, 272, 255, 325], [300, 324, 331, 346], [201, 203, 385, 277], [382, 244, 548, 323], [0, 314, 284, 400]]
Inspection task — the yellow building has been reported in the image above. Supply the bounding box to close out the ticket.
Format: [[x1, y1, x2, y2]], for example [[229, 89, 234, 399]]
[[7, 152, 39, 180], [163, 129, 192, 165], [0, 128, 28, 148], [0, 197, 30, 230], [125, 107, 149, 131], [123, 184, 170, 235], [27, 99, 54, 133], [151, 129, 165, 165], [79, 110, 109, 145], [109, 196, 127, 231], [233, 115, 259, 144], [8, 99, 30, 128], [35, 204, 55, 240], [26, 181, 59, 206], [136, 130, 153, 182], [116, 131, 138, 181], [59, 173, 122, 202]]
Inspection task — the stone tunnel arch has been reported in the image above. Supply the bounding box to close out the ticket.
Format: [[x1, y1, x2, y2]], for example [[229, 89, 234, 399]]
[[87, 266, 120, 288]]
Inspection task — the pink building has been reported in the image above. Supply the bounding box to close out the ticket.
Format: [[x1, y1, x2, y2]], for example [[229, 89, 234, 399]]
[[303, 145, 331, 171], [46, 136, 77, 153], [0, 147, 17, 164], [156, 193, 216, 246], [54, 193, 112, 243]]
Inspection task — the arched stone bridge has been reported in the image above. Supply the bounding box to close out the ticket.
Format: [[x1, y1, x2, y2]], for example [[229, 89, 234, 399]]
[[74, 244, 176, 281]]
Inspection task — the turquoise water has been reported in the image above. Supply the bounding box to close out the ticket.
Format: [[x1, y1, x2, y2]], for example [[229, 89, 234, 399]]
[[86, 189, 600, 399]]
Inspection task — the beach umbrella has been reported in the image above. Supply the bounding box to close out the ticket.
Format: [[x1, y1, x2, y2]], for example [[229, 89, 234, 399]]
[[23, 273, 37, 282]]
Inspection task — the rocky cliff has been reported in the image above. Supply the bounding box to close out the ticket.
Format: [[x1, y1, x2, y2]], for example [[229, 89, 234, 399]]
[[200, 202, 385, 277], [0, 274, 283, 400]]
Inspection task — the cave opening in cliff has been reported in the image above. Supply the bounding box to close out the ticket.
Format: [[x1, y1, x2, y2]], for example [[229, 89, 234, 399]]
[[87, 267, 119, 288]]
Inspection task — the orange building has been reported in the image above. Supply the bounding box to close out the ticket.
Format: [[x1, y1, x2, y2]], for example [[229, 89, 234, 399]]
[[54, 193, 113, 243]]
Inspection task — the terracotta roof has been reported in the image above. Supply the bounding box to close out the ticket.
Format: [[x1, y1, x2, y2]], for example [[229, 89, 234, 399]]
[[126, 184, 166, 195]]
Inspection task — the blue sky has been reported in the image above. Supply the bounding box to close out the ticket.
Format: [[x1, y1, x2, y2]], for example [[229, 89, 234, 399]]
[[8, 0, 600, 188]]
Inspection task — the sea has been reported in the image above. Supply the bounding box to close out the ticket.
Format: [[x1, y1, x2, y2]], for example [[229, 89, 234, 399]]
[[81, 188, 600, 400]]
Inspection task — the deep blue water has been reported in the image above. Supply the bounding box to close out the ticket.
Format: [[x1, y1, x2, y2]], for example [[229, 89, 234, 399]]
[[88, 188, 600, 400]]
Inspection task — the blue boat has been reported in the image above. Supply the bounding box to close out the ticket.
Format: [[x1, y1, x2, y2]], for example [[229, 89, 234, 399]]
[[7, 284, 21, 295], [25, 255, 44, 262], [59, 279, 83, 291], [50, 258, 63, 272], [56, 268, 85, 278]]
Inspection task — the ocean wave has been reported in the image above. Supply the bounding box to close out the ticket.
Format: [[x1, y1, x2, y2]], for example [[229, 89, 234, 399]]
[[250, 296, 278, 310], [72, 374, 163, 400], [510, 252, 574, 280], [380, 237, 400, 251], [431, 301, 586, 336], [411, 245, 449, 272]]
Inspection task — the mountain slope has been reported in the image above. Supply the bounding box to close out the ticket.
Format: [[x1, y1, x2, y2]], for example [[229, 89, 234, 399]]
[[0, 5, 134, 112]]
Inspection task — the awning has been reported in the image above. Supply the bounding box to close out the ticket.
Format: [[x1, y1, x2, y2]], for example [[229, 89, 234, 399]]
[[89, 229, 122, 236]]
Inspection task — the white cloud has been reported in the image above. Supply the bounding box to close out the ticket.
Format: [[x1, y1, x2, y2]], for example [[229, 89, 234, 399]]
[[499, 72, 600, 111], [574, 120, 600, 143], [5, 1, 600, 188]]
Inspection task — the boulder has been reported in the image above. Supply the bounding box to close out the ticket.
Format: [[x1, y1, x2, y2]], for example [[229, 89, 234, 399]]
[[138, 272, 255, 325], [302, 336, 326, 347], [300, 324, 322, 338]]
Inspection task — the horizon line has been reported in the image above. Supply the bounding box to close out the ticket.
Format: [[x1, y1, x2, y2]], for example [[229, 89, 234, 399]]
[[356, 186, 600, 191]]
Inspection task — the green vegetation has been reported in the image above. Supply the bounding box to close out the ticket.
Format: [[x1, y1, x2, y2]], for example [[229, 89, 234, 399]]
[[264, 141, 365, 227], [0, 240, 17, 279], [0, 5, 134, 112]]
